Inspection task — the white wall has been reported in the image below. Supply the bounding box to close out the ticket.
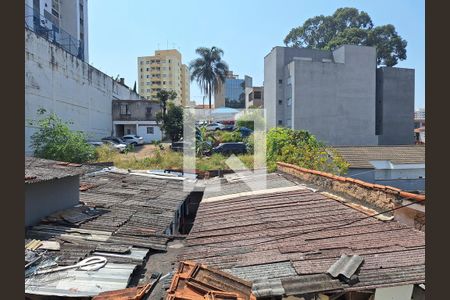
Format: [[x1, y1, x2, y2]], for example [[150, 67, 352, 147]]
[[25, 29, 141, 154]]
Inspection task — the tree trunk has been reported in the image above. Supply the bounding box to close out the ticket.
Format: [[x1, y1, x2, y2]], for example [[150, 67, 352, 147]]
[[208, 83, 212, 109]]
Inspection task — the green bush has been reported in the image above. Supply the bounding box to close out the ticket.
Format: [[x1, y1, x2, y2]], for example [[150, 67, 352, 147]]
[[266, 127, 349, 174], [29, 109, 96, 163]]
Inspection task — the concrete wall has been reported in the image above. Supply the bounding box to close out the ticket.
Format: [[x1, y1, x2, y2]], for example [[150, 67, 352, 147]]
[[290, 45, 378, 145], [25, 29, 141, 154], [25, 176, 80, 226], [112, 100, 159, 121], [376, 67, 415, 145]]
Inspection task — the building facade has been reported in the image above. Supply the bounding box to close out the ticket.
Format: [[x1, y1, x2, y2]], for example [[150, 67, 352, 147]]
[[245, 86, 264, 108], [215, 71, 252, 109], [137, 49, 190, 106], [264, 45, 415, 146], [112, 100, 162, 143], [25, 29, 141, 153], [25, 0, 89, 62]]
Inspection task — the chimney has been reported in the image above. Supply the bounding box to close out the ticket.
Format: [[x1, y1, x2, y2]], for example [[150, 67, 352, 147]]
[[119, 78, 125, 84]]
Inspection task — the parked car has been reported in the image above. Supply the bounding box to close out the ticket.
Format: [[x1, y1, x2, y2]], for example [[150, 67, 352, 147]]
[[211, 142, 247, 155], [87, 141, 103, 148], [102, 140, 127, 153], [102, 136, 125, 144], [122, 135, 144, 146], [236, 126, 253, 137], [170, 141, 194, 152], [222, 124, 235, 131], [206, 122, 226, 131]]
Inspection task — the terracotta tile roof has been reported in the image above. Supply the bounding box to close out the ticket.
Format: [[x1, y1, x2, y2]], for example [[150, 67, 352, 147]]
[[332, 145, 425, 168], [178, 188, 425, 293]]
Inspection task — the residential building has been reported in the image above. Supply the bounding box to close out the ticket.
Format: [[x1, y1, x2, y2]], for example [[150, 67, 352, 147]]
[[245, 86, 264, 108], [25, 0, 89, 61], [415, 127, 426, 144], [215, 71, 252, 108], [25, 28, 141, 154], [112, 100, 162, 142], [137, 49, 190, 106], [415, 108, 425, 120], [333, 145, 425, 192], [264, 45, 415, 146]]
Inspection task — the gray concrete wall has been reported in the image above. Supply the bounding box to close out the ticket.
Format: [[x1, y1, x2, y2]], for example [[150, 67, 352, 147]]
[[291, 45, 378, 145], [376, 67, 415, 145], [25, 29, 141, 154], [112, 100, 159, 121], [25, 176, 80, 226]]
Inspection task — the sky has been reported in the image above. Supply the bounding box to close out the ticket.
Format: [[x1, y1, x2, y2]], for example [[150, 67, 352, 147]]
[[88, 0, 425, 109]]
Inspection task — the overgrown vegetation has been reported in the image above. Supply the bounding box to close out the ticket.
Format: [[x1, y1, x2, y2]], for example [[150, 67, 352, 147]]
[[29, 109, 96, 163], [156, 103, 184, 141], [266, 127, 349, 174]]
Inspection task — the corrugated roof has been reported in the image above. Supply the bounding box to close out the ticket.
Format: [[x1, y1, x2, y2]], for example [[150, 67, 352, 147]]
[[178, 187, 425, 294], [327, 254, 364, 279], [332, 146, 425, 168], [25, 157, 93, 184]]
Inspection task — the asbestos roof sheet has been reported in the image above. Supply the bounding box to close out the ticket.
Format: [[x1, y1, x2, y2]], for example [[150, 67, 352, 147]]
[[327, 254, 364, 279], [25, 157, 92, 184], [179, 186, 425, 293], [332, 146, 425, 168]]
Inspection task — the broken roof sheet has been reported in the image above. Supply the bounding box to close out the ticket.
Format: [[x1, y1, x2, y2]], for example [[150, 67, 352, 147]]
[[178, 187, 425, 294], [327, 254, 364, 279], [332, 145, 425, 168], [25, 156, 93, 184], [25, 169, 194, 298]]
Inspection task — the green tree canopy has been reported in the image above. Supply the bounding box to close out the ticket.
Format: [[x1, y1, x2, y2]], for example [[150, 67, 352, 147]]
[[29, 109, 96, 163], [266, 127, 349, 174], [159, 103, 184, 142], [156, 89, 177, 118], [284, 7, 407, 66]]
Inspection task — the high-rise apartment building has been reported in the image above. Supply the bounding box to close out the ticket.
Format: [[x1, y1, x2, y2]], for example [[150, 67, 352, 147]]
[[25, 0, 89, 61], [137, 49, 190, 106]]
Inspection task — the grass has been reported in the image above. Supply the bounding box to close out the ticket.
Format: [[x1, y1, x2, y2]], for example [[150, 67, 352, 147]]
[[94, 145, 255, 171]]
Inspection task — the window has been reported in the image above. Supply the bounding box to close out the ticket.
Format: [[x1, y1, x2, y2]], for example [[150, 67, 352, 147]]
[[163, 81, 166, 85], [278, 100, 282, 105], [140, 61, 143, 65], [146, 82, 151, 85], [146, 61, 149, 64], [147, 127, 154, 134], [120, 104, 130, 115], [126, 129, 131, 135], [146, 89, 151, 92], [287, 98, 292, 106], [140, 75, 143, 79], [168, 59, 171, 63], [278, 79, 282, 84], [146, 68, 149, 71], [146, 107, 152, 115], [146, 75, 150, 78], [278, 120, 283, 125], [52, 0, 60, 17]]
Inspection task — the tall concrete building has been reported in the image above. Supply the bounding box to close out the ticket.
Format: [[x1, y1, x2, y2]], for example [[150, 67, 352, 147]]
[[215, 71, 252, 108], [137, 49, 190, 106], [25, 0, 89, 62], [264, 45, 415, 146]]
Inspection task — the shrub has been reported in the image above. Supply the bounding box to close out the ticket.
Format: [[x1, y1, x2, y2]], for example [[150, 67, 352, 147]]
[[266, 127, 349, 174], [29, 109, 96, 163]]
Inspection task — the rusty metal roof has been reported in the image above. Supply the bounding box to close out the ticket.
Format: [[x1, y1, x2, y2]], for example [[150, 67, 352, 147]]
[[178, 188, 425, 294]]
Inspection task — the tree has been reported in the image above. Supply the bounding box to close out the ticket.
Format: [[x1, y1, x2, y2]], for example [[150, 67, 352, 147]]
[[283, 7, 407, 66], [29, 109, 96, 163], [189, 47, 229, 109], [159, 103, 184, 141], [266, 127, 349, 174], [156, 89, 177, 118]]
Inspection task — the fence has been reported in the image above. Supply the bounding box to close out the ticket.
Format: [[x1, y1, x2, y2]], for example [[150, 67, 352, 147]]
[[25, 4, 84, 61]]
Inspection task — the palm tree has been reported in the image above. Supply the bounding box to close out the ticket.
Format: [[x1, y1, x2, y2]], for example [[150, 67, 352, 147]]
[[189, 47, 229, 109]]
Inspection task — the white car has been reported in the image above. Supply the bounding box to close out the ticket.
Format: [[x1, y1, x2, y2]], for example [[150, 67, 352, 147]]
[[205, 122, 225, 131], [122, 135, 144, 145], [103, 140, 127, 152]]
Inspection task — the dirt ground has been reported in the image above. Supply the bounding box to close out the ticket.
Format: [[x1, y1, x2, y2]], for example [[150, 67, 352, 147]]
[[123, 143, 171, 159]]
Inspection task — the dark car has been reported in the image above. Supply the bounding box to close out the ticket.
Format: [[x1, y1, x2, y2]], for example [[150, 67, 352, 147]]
[[170, 141, 194, 152], [212, 142, 247, 155]]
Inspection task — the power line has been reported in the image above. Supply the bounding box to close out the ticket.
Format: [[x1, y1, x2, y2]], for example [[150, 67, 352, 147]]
[[187, 196, 424, 250]]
